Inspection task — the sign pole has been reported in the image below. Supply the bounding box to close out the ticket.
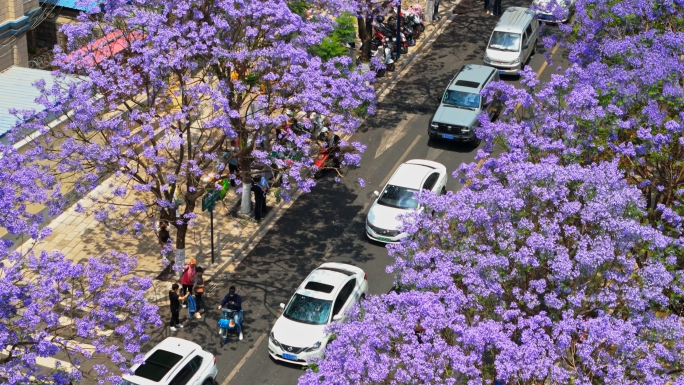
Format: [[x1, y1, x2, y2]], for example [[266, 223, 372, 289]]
[[210, 208, 215, 264]]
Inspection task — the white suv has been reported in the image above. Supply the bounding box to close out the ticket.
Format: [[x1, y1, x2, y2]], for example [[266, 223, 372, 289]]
[[120, 337, 217, 385]]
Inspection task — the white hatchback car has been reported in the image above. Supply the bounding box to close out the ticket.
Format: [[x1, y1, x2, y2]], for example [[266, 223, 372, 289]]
[[268, 262, 368, 365], [366, 159, 447, 243], [120, 337, 217, 385]]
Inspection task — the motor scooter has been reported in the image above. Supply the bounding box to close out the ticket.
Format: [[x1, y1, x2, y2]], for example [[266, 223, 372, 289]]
[[313, 132, 341, 179], [218, 308, 244, 346], [358, 37, 393, 77]]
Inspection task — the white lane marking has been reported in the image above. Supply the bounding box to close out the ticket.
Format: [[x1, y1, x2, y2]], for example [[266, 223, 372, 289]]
[[220, 332, 268, 385], [375, 114, 415, 159], [426, 147, 444, 161]]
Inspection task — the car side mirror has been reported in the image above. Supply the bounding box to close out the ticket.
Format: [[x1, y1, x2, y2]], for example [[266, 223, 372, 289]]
[[523, 44, 529, 50], [279, 303, 285, 309], [373, 190, 380, 197], [333, 314, 343, 321]]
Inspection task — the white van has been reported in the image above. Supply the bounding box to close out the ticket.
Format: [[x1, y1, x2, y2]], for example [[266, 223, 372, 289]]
[[483, 7, 539, 76]]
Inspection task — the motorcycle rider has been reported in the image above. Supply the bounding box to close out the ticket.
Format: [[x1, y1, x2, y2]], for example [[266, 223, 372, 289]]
[[218, 286, 243, 340]]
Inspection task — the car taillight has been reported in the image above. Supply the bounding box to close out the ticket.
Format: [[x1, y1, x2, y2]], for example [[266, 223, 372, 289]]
[[213, 356, 216, 365], [364, 273, 367, 280]]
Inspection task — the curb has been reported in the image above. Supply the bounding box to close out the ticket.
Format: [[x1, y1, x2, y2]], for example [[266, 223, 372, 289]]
[[148, 3, 461, 302]]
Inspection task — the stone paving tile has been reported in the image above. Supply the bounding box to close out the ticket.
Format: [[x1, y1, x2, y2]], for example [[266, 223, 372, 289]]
[[17, 171, 277, 304]]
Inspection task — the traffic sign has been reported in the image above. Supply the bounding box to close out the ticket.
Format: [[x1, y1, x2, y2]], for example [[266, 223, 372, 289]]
[[202, 190, 220, 212]]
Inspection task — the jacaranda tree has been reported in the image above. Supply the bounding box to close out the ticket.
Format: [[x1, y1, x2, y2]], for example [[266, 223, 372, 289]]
[[301, 156, 684, 385], [29, 0, 376, 264], [300, 0, 684, 383], [0, 144, 161, 384]]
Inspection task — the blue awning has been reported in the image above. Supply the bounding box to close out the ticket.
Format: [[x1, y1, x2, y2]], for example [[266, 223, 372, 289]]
[[40, 0, 101, 12]]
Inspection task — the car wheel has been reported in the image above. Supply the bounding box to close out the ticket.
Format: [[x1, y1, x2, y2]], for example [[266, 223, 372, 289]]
[[441, 187, 446, 196], [202, 379, 215, 385], [531, 39, 537, 55]]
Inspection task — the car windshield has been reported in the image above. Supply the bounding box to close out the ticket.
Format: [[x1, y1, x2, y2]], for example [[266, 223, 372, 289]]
[[442, 90, 480, 109], [377, 185, 419, 209], [283, 294, 332, 325], [489, 31, 521, 51], [119, 382, 140, 385]]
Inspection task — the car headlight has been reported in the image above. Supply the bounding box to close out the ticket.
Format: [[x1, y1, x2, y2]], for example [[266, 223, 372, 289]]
[[430, 121, 438, 128], [269, 332, 280, 345], [512, 57, 521, 64], [305, 341, 322, 352], [484, 53, 490, 62]]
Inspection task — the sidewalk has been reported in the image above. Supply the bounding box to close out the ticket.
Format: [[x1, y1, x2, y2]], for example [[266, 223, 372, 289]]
[[15, 0, 460, 306]]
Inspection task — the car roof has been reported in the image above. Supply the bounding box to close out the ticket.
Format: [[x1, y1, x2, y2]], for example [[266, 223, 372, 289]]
[[121, 337, 202, 385], [493, 7, 535, 33], [387, 163, 435, 190], [448, 64, 496, 92], [297, 268, 350, 300]]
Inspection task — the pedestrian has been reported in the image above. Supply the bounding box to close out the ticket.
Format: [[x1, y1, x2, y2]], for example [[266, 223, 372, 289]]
[[433, 0, 441, 20], [158, 221, 171, 259], [169, 283, 189, 332], [484, 0, 491, 14], [180, 258, 196, 308], [250, 175, 269, 222], [192, 266, 205, 319], [218, 286, 243, 340], [187, 290, 197, 319], [493, 0, 502, 16]]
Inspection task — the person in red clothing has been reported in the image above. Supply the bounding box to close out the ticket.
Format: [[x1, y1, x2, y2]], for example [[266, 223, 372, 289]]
[[180, 258, 196, 308]]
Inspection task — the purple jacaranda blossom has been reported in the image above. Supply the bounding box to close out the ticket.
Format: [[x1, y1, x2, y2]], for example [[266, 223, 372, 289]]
[[302, 158, 684, 385], [0, 146, 161, 384], [23, 0, 377, 264], [301, 0, 684, 382]]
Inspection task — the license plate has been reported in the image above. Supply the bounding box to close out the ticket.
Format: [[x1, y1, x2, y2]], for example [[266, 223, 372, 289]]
[[441, 134, 455, 139], [376, 236, 392, 242], [498, 70, 506, 74], [282, 353, 297, 361]]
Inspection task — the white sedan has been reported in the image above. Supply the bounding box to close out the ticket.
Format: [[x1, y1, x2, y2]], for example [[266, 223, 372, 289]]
[[366, 159, 447, 243], [268, 263, 368, 365]]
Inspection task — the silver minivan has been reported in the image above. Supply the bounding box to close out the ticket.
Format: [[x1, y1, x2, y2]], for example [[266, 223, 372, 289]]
[[483, 7, 539, 75]]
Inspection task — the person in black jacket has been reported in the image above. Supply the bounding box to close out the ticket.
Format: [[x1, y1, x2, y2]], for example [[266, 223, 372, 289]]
[[218, 286, 243, 340], [169, 283, 189, 332]]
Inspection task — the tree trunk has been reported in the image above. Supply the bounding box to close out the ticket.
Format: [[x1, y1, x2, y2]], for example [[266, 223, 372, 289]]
[[172, 195, 196, 275], [241, 182, 252, 214], [174, 224, 187, 279], [357, 16, 373, 62]]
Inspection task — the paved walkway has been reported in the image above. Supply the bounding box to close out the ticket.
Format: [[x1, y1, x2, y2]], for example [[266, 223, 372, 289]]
[[14, 0, 458, 305]]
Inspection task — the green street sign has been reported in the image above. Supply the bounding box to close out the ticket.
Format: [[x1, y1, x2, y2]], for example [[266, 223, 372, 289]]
[[202, 190, 220, 212]]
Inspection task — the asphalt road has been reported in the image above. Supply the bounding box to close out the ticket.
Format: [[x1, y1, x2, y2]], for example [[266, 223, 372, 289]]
[[135, 5, 571, 385]]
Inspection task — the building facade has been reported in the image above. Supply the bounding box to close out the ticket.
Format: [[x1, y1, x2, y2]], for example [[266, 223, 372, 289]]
[[0, 0, 42, 71]]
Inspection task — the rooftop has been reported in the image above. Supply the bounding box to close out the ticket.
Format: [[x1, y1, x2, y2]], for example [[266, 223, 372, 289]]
[[0, 66, 57, 139]]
